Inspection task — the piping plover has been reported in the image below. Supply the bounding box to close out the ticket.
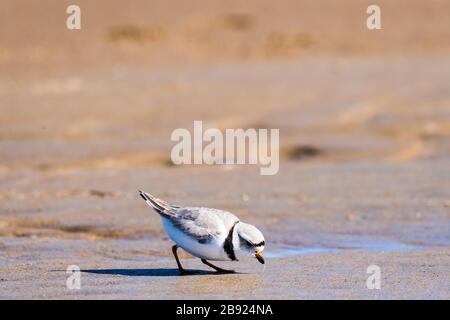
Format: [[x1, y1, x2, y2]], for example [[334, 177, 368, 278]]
[[139, 191, 265, 274]]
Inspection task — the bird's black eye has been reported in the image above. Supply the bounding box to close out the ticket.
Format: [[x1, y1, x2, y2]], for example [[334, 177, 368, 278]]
[[239, 235, 253, 247], [255, 240, 265, 247]]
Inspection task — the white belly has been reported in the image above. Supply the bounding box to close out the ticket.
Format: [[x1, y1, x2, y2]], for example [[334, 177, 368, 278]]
[[162, 217, 229, 261]]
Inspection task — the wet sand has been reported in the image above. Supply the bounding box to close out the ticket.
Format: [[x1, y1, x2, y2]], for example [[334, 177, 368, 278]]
[[1, 0, 450, 299], [1, 159, 449, 299]]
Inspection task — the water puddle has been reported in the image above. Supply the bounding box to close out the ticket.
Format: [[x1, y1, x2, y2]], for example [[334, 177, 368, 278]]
[[265, 247, 337, 258], [265, 241, 428, 259]]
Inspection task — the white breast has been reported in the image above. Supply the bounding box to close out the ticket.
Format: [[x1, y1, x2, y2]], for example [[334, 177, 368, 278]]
[[161, 217, 230, 261]]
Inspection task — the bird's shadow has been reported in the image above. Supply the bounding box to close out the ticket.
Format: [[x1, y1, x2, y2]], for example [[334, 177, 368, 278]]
[[79, 268, 237, 277]]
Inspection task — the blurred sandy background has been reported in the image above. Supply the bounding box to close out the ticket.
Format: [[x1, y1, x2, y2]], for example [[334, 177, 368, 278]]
[[0, 0, 449, 299]]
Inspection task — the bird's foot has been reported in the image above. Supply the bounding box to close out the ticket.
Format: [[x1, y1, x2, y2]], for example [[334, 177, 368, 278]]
[[178, 268, 188, 275], [201, 259, 235, 274]]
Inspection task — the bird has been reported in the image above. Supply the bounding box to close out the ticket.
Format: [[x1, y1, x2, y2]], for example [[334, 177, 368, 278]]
[[139, 190, 265, 274]]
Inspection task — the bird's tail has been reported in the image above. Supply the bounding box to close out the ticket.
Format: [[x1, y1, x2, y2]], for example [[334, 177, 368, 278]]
[[139, 190, 173, 215]]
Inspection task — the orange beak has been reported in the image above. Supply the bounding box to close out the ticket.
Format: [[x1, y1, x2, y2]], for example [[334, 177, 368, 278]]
[[255, 252, 265, 264]]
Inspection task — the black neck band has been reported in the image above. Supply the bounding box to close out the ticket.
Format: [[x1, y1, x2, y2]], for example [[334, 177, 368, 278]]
[[223, 221, 239, 261]]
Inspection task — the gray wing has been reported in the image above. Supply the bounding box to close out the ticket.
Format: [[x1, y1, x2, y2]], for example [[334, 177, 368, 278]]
[[139, 191, 238, 244], [171, 207, 241, 243], [169, 207, 228, 243]]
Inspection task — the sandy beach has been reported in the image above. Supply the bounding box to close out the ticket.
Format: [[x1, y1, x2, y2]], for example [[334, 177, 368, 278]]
[[0, 0, 449, 299]]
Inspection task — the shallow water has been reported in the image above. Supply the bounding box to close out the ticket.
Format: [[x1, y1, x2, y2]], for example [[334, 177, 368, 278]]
[[265, 241, 427, 259]]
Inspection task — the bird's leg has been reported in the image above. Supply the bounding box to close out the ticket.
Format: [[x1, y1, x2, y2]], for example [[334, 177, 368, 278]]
[[201, 259, 235, 273], [172, 245, 187, 275]]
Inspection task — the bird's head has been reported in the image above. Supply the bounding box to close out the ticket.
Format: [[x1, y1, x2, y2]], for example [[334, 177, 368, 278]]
[[234, 222, 265, 264]]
